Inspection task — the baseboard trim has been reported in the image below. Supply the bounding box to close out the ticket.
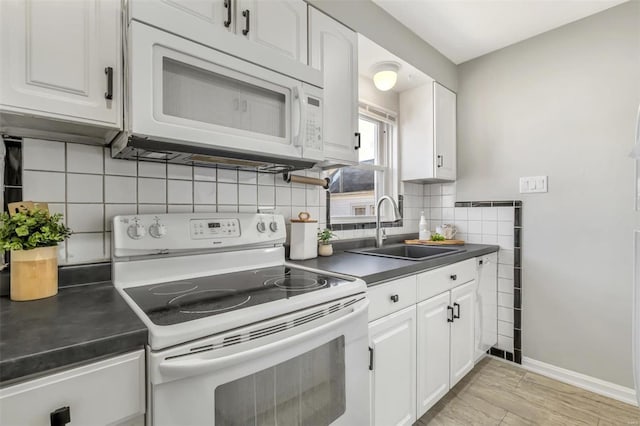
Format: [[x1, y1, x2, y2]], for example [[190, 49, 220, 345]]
[[522, 357, 638, 407]]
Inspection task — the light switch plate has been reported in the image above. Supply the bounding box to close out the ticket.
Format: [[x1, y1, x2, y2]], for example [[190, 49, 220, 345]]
[[519, 176, 548, 193]]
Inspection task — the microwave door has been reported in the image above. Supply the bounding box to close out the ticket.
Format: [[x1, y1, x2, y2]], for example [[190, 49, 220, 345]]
[[129, 22, 304, 162]]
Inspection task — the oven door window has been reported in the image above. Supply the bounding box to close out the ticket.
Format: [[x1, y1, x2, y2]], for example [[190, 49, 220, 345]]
[[215, 336, 346, 425]]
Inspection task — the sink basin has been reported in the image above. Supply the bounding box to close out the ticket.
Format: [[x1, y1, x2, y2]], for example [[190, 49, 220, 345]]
[[347, 244, 464, 261]]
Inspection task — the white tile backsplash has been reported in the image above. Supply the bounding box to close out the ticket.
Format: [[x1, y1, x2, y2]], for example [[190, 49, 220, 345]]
[[105, 204, 137, 231], [104, 149, 137, 176], [23, 171, 65, 202], [139, 162, 166, 179], [105, 176, 137, 204], [138, 178, 166, 204], [66, 233, 104, 263], [67, 204, 104, 233], [218, 183, 238, 205], [168, 164, 193, 180], [194, 181, 216, 204], [67, 173, 103, 203], [23, 139, 65, 172], [167, 180, 193, 204], [194, 167, 217, 182], [238, 184, 257, 205], [67, 144, 103, 174]]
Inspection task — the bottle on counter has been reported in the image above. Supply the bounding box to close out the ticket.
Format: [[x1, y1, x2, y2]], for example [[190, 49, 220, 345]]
[[419, 211, 430, 241]]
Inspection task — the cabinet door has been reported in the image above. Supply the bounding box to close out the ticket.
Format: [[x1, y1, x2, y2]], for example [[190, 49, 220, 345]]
[[309, 7, 359, 165], [236, 0, 307, 64], [416, 291, 451, 418], [399, 83, 435, 182], [369, 306, 416, 426], [450, 281, 476, 387], [434, 82, 457, 180], [0, 0, 121, 128]]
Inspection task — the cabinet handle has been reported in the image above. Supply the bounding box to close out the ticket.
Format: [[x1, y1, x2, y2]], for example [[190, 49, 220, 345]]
[[242, 9, 250, 35], [368, 346, 374, 370], [104, 67, 113, 100], [224, 0, 232, 27], [447, 305, 454, 323], [437, 155, 443, 168], [50, 406, 71, 426], [354, 132, 361, 150], [390, 294, 399, 303], [450, 274, 457, 281], [453, 302, 461, 319]]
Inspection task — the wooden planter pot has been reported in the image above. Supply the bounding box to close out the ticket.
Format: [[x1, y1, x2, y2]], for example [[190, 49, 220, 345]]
[[10, 246, 58, 301]]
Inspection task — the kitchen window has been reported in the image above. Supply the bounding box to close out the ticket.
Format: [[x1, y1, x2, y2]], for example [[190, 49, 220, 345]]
[[326, 104, 398, 224]]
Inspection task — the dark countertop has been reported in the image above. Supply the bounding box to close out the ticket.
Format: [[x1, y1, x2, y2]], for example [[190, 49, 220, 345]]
[[0, 281, 147, 384], [289, 243, 499, 285]]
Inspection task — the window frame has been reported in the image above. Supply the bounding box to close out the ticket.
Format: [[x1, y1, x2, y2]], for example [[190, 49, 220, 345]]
[[327, 102, 399, 225]]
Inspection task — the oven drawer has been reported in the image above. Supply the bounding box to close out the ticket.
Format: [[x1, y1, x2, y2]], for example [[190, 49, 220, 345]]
[[417, 259, 476, 302], [0, 351, 145, 426], [368, 275, 417, 321]]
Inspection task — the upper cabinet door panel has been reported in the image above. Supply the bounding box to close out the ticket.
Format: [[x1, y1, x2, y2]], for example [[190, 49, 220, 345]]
[[0, 0, 121, 127], [130, 0, 231, 37], [237, 0, 307, 64], [309, 7, 358, 164], [434, 82, 457, 180]]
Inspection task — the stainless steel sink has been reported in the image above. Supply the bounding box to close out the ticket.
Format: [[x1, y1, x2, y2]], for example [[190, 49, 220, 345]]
[[347, 244, 464, 261]]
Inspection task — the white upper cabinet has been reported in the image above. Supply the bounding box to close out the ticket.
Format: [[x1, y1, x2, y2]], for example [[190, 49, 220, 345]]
[[236, 0, 307, 63], [434, 82, 457, 181], [309, 7, 359, 165], [0, 0, 122, 140], [130, 0, 318, 86], [400, 81, 457, 182]]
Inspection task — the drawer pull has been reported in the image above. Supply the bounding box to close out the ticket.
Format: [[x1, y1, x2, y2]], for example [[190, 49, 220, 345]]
[[450, 274, 457, 281], [453, 302, 461, 319], [447, 306, 454, 323], [390, 294, 399, 303], [50, 406, 71, 426]]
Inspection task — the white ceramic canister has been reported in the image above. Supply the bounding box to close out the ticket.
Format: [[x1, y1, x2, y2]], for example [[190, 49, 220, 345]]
[[289, 212, 318, 260]]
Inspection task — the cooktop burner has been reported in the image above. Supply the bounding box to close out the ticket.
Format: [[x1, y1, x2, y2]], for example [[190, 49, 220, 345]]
[[124, 266, 354, 326]]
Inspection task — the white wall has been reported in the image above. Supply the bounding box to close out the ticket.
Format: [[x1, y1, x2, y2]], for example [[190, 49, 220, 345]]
[[358, 75, 399, 112], [308, 0, 457, 91], [456, 1, 640, 387]]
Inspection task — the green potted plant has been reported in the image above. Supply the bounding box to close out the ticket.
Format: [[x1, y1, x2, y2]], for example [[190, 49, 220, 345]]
[[0, 207, 71, 301], [317, 228, 336, 257]]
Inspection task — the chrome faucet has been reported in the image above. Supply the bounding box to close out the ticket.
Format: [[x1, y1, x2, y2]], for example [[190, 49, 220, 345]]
[[375, 195, 402, 248]]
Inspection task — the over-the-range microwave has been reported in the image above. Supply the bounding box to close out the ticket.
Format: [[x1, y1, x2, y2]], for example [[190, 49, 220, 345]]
[[112, 21, 324, 172]]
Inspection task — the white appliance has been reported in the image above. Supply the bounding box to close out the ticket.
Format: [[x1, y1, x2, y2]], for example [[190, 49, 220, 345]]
[[112, 21, 324, 172], [112, 213, 369, 425], [475, 254, 498, 361], [631, 104, 640, 406]]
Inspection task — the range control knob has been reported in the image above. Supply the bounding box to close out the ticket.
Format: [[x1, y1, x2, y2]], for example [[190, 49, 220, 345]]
[[256, 221, 267, 233], [269, 221, 278, 232], [127, 222, 146, 240], [149, 223, 167, 239]]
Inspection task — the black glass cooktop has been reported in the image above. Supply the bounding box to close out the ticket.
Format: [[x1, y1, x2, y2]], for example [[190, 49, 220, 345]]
[[124, 266, 355, 326]]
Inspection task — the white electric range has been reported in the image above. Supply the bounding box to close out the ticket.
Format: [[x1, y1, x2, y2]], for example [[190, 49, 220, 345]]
[[112, 213, 369, 426]]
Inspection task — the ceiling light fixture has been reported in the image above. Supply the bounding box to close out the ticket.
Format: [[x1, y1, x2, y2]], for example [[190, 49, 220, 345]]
[[372, 62, 400, 92]]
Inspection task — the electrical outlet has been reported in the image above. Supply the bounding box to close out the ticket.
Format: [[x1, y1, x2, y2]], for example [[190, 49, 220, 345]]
[[519, 176, 548, 193]]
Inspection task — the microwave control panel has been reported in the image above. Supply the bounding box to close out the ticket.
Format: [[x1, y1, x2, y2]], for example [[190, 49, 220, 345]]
[[305, 96, 323, 151]]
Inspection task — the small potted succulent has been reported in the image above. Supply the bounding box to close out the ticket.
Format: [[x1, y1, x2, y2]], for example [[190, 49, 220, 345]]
[[317, 228, 336, 257], [0, 207, 71, 301]]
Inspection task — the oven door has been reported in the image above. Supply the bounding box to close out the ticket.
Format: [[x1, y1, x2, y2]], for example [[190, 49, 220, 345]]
[[148, 296, 369, 426], [129, 22, 306, 162]]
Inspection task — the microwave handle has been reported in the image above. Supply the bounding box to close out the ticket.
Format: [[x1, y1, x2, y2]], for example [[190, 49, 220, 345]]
[[158, 298, 368, 379], [293, 86, 307, 148]]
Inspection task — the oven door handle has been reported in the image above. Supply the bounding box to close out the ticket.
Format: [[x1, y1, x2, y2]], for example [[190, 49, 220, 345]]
[[158, 298, 368, 379]]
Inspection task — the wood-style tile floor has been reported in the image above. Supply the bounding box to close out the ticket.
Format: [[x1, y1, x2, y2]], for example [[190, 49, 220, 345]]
[[417, 358, 640, 425]]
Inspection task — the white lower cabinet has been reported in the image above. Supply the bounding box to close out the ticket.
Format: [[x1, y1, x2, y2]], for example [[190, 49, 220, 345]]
[[369, 305, 417, 426], [449, 281, 476, 387], [369, 258, 490, 424], [0, 351, 145, 426], [416, 291, 451, 416]]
